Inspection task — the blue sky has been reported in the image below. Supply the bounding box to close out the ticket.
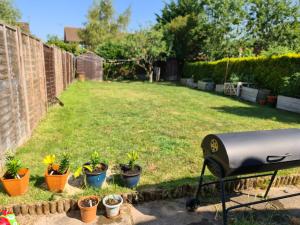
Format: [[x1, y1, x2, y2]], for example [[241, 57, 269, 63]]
[[14, 0, 170, 41]]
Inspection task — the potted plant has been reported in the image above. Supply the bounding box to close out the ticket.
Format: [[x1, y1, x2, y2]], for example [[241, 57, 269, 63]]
[[102, 194, 123, 218], [78, 195, 99, 223], [267, 95, 277, 105], [120, 151, 142, 188], [44, 152, 70, 192], [74, 151, 108, 188], [0, 154, 30, 196]]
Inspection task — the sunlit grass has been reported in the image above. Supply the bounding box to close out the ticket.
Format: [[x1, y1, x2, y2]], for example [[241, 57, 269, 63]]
[[1, 81, 300, 205]]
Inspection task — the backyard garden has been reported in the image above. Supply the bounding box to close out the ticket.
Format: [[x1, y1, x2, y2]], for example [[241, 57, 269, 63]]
[[1, 81, 299, 206], [0, 0, 300, 224]]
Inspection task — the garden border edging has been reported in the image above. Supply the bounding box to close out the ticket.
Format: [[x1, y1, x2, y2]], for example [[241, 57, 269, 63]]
[[2, 174, 300, 216]]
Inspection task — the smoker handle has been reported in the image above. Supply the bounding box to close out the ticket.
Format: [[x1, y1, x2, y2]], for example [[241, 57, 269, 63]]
[[267, 154, 292, 163]]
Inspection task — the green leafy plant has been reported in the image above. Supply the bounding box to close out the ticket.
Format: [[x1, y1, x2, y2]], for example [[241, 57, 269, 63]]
[[58, 152, 70, 174], [127, 151, 139, 170], [229, 73, 240, 84], [74, 151, 102, 178], [43, 152, 70, 174], [280, 72, 300, 98], [5, 154, 22, 179]]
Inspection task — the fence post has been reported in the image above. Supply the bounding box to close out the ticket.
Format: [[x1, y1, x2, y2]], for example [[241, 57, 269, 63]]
[[16, 28, 31, 138]]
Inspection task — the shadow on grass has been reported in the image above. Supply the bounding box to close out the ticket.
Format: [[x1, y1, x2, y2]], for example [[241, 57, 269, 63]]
[[211, 105, 300, 124]]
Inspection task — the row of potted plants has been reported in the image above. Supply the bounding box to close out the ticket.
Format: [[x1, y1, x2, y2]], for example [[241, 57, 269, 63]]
[[0, 150, 142, 197]]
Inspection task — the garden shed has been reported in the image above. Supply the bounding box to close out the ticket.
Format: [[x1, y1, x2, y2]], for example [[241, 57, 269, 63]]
[[76, 52, 103, 81]]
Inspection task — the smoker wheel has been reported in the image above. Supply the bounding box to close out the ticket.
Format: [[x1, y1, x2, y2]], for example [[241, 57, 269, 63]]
[[186, 198, 201, 212]]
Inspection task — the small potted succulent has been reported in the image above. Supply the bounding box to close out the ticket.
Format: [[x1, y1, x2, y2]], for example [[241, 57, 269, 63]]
[[102, 194, 123, 218], [78, 195, 99, 223], [74, 151, 108, 188], [0, 154, 30, 196], [120, 151, 142, 188], [44, 152, 70, 192]]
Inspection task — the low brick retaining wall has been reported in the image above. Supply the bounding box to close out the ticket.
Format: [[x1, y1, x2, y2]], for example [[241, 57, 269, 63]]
[[2, 174, 300, 216]]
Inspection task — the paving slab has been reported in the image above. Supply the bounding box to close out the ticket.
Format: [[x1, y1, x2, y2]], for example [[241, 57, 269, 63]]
[[16, 204, 133, 225], [16, 186, 300, 225]]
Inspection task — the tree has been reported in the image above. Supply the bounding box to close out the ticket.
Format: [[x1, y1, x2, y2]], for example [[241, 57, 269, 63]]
[[157, 0, 207, 61], [0, 0, 21, 25], [245, 0, 300, 53], [157, 0, 245, 62], [79, 0, 131, 49], [127, 29, 168, 82], [46, 35, 86, 56]]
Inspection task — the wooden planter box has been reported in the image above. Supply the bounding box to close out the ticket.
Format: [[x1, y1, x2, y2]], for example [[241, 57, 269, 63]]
[[240, 87, 259, 103], [186, 79, 197, 88], [180, 78, 193, 86], [257, 89, 271, 102], [215, 84, 224, 93], [197, 81, 215, 91], [277, 95, 300, 114]]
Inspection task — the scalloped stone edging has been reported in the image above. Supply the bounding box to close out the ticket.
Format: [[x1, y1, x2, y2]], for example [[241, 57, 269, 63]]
[[1, 174, 300, 216]]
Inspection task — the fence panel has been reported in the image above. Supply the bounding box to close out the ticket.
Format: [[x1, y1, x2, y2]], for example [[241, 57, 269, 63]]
[[0, 22, 75, 161]]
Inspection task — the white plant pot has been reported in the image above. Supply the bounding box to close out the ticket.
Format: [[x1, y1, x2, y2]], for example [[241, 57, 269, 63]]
[[103, 194, 123, 218]]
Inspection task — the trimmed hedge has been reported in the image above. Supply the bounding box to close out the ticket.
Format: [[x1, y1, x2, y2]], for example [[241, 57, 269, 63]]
[[183, 54, 300, 94]]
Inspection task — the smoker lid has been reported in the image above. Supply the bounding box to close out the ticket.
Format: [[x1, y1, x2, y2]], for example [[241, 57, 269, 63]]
[[213, 129, 300, 169]]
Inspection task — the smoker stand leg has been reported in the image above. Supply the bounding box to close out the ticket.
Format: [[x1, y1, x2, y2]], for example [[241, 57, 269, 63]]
[[186, 160, 207, 211], [220, 178, 228, 225], [264, 170, 278, 199]]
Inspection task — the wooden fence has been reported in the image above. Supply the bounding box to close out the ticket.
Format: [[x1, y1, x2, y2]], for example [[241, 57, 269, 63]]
[[44, 45, 75, 103], [0, 23, 74, 161]]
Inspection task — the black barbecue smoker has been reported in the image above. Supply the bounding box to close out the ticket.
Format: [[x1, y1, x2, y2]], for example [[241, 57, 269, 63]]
[[186, 128, 300, 225]]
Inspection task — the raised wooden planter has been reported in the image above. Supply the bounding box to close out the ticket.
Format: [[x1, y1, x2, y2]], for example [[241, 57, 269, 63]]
[[257, 89, 271, 102], [277, 95, 300, 114], [240, 87, 259, 103], [180, 78, 193, 86], [186, 80, 197, 88], [215, 84, 224, 93], [197, 81, 215, 91]]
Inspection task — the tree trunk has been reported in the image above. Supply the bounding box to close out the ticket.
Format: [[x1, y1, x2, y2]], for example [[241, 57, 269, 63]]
[[149, 71, 153, 83]]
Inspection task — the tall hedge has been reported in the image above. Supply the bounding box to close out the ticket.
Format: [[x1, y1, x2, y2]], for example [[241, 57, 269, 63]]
[[183, 54, 300, 94]]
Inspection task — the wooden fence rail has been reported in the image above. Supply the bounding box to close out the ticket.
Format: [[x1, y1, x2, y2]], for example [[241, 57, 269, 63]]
[[0, 23, 75, 162]]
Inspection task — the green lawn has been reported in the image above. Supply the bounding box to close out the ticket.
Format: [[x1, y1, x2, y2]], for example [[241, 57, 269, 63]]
[[1, 81, 300, 205]]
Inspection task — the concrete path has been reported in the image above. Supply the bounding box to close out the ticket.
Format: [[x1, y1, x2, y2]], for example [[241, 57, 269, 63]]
[[16, 186, 300, 225]]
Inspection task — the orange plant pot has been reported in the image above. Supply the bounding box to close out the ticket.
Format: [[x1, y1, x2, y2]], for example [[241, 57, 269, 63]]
[[0, 168, 30, 196], [45, 166, 70, 193], [78, 196, 100, 223]]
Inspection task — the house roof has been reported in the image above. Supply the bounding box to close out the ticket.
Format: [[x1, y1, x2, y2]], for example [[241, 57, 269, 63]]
[[64, 27, 82, 42]]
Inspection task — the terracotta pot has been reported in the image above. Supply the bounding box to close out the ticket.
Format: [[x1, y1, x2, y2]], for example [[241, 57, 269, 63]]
[[259, 99, 267, 105], [0, 168, 30, 196], [78, 74, 86, 82], [267, 96, 277, 104], [78, 196, 100, 223], [45, 165, 70, 192]]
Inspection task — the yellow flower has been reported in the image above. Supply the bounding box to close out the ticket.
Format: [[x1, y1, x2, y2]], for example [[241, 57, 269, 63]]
[[43, 155, 56, 166]]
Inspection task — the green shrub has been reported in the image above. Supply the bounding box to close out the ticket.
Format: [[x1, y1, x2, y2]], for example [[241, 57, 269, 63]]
[[183, 54, 300, 95], [280, 72, 300, 98]]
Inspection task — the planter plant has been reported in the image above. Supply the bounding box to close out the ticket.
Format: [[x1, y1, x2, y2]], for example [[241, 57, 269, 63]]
[[44, 152, 70, 192], [74, 151, 108, 188], [103, 194, 123, 218], [120, 151, 142, 188], [0, 154, 30, 196], [78, 195, 99, 223]]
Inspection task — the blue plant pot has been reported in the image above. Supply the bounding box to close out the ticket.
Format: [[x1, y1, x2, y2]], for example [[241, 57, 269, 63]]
[[121, 165, 142, 188], [84, 163, 108, 188]]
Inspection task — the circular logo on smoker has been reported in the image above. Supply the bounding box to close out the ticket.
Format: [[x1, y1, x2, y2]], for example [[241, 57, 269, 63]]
[[210, 139, 219, 153]]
